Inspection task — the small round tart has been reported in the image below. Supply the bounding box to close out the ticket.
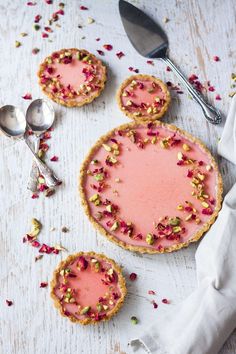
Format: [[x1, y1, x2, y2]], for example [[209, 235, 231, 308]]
[[50, 252, 126, 324], [80, 121, 223, 254], [117, 75, 170, 121], [38, 48, 106, 107]]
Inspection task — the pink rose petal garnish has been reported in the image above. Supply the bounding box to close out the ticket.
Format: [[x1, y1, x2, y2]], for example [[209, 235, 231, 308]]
[[31, 193, 39, 199], [152, 300, 158, 309], [40, 282, 48, 288], [116, 51, 125, 59], [34, 15, 42, 23], [166, 66, 171, 71], [97, 50, 104, 56], [148, 290, 156, 295], [103, 44, 113, 51], [22, 93, 32, 100], [6, 300, 13, 306], [208, 86, 215, 92], [129, 273, 137, 281], [50, 155, 58, 162], [95, 38, 100, 41], [147, 60, 154, 65], [27, 1, 36, 5], [80, 5, 88, 10], [162, 298, 169, 304], [42, 32, 49, 38], [213, 56, 220, 62], [215, 94, 222, 100]]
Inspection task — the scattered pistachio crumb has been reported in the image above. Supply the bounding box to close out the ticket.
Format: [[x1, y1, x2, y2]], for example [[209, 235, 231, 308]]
[[87, 17, 95, 24], [61, 226, 69, 233], [15, 41, 21, 48], [131, 316, 138, 325], [163, 17, 169, 23]]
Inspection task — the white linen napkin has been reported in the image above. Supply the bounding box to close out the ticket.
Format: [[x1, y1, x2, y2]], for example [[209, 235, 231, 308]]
[[130, 95, 236, 354]]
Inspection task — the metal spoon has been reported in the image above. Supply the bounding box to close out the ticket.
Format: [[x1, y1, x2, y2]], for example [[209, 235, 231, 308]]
[[119, 0, 222, 125], [26, 99, 57, 192], [0, 105, 59, 188]]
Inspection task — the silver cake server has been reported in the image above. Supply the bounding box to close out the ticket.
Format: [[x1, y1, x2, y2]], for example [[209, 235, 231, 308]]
[[119, 0, 222, 125]]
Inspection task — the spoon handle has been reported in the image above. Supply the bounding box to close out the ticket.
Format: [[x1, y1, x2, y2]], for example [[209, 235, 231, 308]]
[[27, 136, 40, 192], [24, 135, 60, 188], [161, 57, 222, 125]]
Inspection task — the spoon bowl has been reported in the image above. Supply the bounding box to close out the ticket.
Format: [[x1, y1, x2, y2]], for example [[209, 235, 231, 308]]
[[0, 105, 26, 138], [26, 99, 55, 135]]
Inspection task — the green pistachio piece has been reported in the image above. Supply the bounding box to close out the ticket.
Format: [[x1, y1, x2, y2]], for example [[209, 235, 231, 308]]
[[172, 226, 182, 233], [80, 306, 91, 315], [94, 173, 104, 181], [146, 233, 154, 245], [169, 217, 180, 226], [131, 316, 138, 325]]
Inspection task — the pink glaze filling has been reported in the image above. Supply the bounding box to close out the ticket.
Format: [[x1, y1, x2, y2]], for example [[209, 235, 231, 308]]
[[54, 255, 122, 320], [42, 51, 105, 103], [121, 79, 166, 114], [83, 125, 219, 250]]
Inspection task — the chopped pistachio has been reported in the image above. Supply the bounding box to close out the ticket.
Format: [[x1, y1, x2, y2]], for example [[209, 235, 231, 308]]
[[177, 204, 184, 210], [131, 316, 138, 325], [96, 303, 103, 312], [102, 143, 112, 152], [115, 178, 120, 183], [80, 306, 91, 315], [146, 233, 154, 245], [94, 173, 104, 181], [87, 17, 95, 24], [172, 226, 182, 233], [206, 165, 212, 171], [91, 159, 98, 164], [110, 221, 119, 231], [15, 41, 21, 48], [202, 201, 209, 208], [20, 32, 28, 37], [177, 152, 183, 160], [106, 205, 112, 213], [169, 217, 180, 226], [147, 107, 153, 114], [185, 214, 192, 221], [33, 24, 40, 31], [197, 173, 205, 181], [182, 143, 190, 151], [151, 137, 157, 144], [61, 226, 69, 233]]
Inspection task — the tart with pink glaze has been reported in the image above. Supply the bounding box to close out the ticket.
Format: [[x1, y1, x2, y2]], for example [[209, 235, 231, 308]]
[[38, 48, 106, 107], [117, 75, 170, 121], [51, 252, 126, 324], [80, 121, 223, 253]]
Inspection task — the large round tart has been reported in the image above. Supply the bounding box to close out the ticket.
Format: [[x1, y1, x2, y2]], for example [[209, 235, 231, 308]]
[[38, 48, 106, 107], [80, 121, 222, 254], [50, 252, 126, 324]]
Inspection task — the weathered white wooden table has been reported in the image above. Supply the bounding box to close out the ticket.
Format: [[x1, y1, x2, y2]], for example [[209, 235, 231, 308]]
[[0, 1, 236, 353]]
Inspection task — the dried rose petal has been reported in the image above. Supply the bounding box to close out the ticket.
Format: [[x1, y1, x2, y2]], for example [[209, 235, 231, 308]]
[[129, 273, 137, 281], [96, 50, 104, 56], [50, 155, 58, 162], [45, 0, 53, 3], [152, 300, 158, 309], [34, 15, 42, 23], [148, 290, 156, 295], [208, 86, 215, 92], [6, 300, 13, 306], [27, 1, 37, 5], [31, 240, 40, 248], [44, 26, 53, 32], [40, 282, 48, 288], [116, 51, 124, 59], [95, 38, 100, 41], [215, 94, 222, 100], [162, 298, 169, 304], [77, 256, 88, 270], [213, 56, 220, 62], [103, 44, 113, 51], [32, 48, 40, 55], [147, 60, 154, 65], [80, 5, 88, 10], [166, 66, 171, 71], [31, 193, 39, 199], [42, 32, 49, 38], [56, 9, 64, 15], [22, 93, 32, 100]]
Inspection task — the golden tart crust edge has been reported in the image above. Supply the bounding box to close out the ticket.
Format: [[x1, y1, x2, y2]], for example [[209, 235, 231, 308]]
[[38, 48, 107, 108], [116, 74, 171, 121], [50, 251, 127, 325], [79, 121, 223, 254]]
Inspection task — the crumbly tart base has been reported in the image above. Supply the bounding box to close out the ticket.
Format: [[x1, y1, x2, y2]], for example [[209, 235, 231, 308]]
[[116, 74, 171, 121], [79, 121, 223, 254], [38, 48, 107, 108], [50, 251, 127, 324]]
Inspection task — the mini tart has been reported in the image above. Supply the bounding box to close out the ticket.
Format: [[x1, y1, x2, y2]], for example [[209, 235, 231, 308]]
[[80, 121, 223, 254], [50, 252, 127, 324], [38, 48, 106, 107], [117, 75, 170, 121]]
